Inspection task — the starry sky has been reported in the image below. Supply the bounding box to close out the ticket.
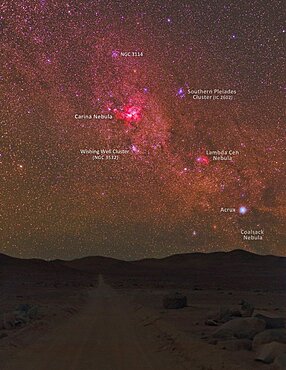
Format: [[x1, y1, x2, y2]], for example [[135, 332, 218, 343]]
[[1, 0, 285, 260]]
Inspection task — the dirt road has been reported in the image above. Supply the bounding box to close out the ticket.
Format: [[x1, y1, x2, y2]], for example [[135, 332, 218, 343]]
[[3, 276, 184, 370]]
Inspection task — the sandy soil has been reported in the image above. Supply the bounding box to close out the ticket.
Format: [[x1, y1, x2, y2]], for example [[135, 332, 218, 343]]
[[105, 275, 286, 370], [3, 275, 283, 370], [2, 276, 184, 370], [1, 250, 285, 370]]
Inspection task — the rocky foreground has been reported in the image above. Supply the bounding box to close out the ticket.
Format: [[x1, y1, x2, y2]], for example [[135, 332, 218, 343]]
[[0, 250, 285, 369]]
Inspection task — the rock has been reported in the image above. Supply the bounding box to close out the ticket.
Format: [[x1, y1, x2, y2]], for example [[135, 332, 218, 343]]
[[213, 317, 265, 339], [0, 332, 8, 339], [208, 307, 242, 325], [230, 310, 242, 317], [240, 300, 254, 317], [14, 311, 29, 326], [0, 305, 38, 330], [274, 353, 286, 369], [163, 293, 187, 309], [17, 304, 31, 313], [205, 319, 219, 326], [27, 306, 39, 319], [254, 314, 285, 329], [2, 312, 17, 330], [208, 339, 218, 345], [253, 329, 286, 348], [16, 305, 38, 321], [219, 339, 252, 351], [216, 307, 232, 322], [255, 342, 286, 364]]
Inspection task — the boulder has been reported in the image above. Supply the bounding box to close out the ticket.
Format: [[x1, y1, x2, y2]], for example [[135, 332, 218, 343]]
[[14, 311, 29, 326], [205, 319, 219, 326], [212, 307, 233, 323], [274, 353, 286, 369], [255, 342, 286, 364], [213, 317, 265, 339], [207, 306, 241, 325], [208, 338, 218, 345], [27, 306, 39, 319], [0, 305, 39, 330], [216, 307, 232, 321], [254, 314, 285, 329], [17, 304, 31, 313], [240, 300, 254, 317], [230, 310, 242, 317], [1, 312, 17, 330], [163, 293, 187, 309], [253, 329, 286, 348], [15, 304, 38, 320], [219, 339, 252, 351]]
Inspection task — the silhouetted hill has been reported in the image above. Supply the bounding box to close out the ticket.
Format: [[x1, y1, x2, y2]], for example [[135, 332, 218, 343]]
[[58, 255, 130, 273], [1, 250, 285, 290], [0, 253, 91, 285]]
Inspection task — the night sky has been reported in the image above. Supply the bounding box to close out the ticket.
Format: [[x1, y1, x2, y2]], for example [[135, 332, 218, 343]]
[[1, 0, 285, 259]]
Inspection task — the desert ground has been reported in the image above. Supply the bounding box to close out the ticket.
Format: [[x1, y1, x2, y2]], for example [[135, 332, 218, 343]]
[[0, 250, 286, 370]]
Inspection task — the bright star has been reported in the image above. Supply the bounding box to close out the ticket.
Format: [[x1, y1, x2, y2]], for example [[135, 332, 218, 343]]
[[239, 206, 248, 215]]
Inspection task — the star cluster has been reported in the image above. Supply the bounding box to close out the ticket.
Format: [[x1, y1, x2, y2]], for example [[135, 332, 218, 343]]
[[1, 0, 285, 259]]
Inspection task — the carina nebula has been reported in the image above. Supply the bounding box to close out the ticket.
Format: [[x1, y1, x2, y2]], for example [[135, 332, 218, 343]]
[[0, 0, 285, 259]]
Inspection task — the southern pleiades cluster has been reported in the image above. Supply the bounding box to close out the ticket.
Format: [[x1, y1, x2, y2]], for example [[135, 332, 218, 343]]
[[1, 0, 285, 259]]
